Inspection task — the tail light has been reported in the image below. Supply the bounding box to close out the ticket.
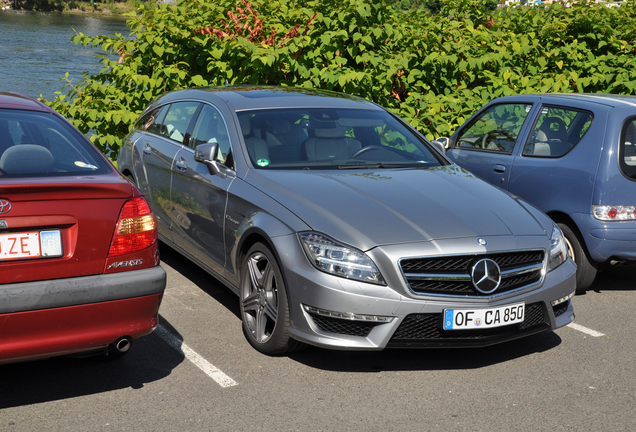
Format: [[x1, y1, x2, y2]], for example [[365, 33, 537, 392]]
[[108, 196, 158, 257]]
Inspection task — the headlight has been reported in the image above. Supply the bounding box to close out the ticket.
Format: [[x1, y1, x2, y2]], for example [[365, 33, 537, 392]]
[[298, 232, 386, 285], [547, 224, 568, 272]]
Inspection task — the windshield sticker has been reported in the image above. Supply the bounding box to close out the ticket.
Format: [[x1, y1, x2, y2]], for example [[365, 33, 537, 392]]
[[75, 161, 98, 170], [256, 159, 270, 167]]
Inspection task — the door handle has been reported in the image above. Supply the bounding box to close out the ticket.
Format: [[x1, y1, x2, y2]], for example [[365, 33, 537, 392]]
[[175, 158, 188, 171], [142, 143, 152, 156], [494, 164, 506, 173]]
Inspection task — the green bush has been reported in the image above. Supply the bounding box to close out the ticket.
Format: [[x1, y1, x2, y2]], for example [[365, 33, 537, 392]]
[[44, 0, 636, 159]]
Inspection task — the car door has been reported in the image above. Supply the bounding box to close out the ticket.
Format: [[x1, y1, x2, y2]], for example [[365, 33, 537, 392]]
[[508, 104, 599, 215], [446, 102, 535, 189], [170, 103, 236, 278], [137, 101, 201, 241]]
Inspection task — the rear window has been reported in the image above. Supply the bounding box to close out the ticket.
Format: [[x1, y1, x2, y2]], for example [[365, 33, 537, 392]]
[[620, 117, 636, 179], [0, 109, 110, 178]]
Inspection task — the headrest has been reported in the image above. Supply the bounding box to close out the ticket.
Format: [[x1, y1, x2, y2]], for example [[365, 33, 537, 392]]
[[535, 130, 548, 142], [238, 114, 251, 136], [266, 119, 290, 135], [540, 117, 567, 141], [314, 124, 346, 138], [0, 144, 54, 174]]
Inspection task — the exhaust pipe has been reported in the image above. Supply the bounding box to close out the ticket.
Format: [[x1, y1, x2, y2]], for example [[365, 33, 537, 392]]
[[106, 336, 133, 359], [114, 337, 132, 353]]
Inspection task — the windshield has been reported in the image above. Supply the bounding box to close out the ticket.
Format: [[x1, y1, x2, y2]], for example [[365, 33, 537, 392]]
[[238, 108, 444, 170]]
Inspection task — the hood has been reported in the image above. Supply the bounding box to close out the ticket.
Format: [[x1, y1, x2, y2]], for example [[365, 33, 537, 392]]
[[246, 165, 550, 250]]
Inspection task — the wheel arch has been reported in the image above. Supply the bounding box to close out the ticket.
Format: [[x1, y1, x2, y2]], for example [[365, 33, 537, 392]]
[[546, 211, 586, 246], [232, 211, 305, 289]]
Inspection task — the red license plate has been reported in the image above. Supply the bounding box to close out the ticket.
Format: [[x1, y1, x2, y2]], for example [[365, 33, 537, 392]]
[[0, 232, 41, 260]]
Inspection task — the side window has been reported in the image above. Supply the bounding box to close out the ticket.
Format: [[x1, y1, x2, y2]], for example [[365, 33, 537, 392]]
[[190, 104, 233, 168], [136, 105, 168, 135], [455, 104, 532, 154], [620, 118, 636, 179], [160, 102, 200, 144], [523, 106, 593, 158]]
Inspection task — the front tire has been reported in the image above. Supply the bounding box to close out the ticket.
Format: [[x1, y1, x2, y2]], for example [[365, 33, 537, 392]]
[[558, 223, 597, 293], [239, 243, 303, 355]]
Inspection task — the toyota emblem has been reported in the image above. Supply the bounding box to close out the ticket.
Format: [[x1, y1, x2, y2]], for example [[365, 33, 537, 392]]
[[0, 199, 11, 214], [471, 258, 501, 294]]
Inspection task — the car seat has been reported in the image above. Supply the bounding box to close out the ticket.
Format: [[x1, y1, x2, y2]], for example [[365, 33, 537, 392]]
[[238, 114, 269, 163], [303, 124, 361, 160]]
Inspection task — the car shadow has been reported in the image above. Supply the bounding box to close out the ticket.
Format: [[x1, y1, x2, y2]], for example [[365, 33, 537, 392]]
[[287, 331, 562, 372], [588, 264, 636, 293], [0, 315, 185, 409], [159, 242, 241, 320]]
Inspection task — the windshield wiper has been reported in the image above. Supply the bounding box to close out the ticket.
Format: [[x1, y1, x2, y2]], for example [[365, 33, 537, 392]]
[[338, 162, 419, 170]]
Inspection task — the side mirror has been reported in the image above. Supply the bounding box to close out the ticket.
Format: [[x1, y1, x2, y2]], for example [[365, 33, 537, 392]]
[[194, 142, 221, 175], [434, 137, 449, 147], [430, 140, 447, 155]]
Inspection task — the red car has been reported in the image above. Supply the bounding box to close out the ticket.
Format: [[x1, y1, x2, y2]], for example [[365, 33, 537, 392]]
[[0, 92, 166, 364]]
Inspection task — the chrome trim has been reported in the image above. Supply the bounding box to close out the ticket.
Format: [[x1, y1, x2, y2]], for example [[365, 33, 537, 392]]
[[404, 273, 471, 281], [502, 262, 544, 277], [303, 304, 395, 323]]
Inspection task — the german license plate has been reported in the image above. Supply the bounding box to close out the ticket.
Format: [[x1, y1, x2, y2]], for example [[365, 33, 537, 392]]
[[0, 230, 62, 261], [443, 303, 525, 330]]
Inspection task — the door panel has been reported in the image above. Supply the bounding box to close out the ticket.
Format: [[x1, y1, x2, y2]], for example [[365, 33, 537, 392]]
[[140, 101, 201, 241], [447, 103, 534, 189], [169, 104, 235, 277], [141, 136, 181, 241], [509, 105, 599, 215]]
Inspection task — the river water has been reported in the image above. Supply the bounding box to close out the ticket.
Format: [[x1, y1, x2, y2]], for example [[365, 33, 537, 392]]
[[0, 10, 130, 101]]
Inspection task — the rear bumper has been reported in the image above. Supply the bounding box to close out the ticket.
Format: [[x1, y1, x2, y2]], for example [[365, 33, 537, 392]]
[[573, 213, 636, 262], [0, 266, 166, 363], [0, 266, 166, 314]]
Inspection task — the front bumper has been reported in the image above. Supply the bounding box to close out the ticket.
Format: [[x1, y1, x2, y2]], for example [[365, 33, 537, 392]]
[[0, 266, 166, 363], [274, 235, 576, 350]]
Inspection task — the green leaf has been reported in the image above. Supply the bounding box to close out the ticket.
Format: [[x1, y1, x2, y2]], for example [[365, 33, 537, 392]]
[[153, 45, 165, 57]]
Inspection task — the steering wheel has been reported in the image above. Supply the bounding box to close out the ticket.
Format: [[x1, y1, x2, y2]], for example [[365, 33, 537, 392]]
[[481, 130, 514, 150], [350, 145, 386, 159]]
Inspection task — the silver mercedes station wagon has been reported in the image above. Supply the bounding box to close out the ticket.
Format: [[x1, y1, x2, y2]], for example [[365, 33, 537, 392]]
[[118, 86, 576, 355]]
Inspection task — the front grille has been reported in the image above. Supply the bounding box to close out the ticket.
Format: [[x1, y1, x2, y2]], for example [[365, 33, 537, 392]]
[[309, 314, 380, 337], [387, 302, 550, 348], [400, 250, 545, 296]]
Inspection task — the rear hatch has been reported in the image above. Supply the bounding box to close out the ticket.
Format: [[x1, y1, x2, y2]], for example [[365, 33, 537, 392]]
[[0, 174, 133, 284]]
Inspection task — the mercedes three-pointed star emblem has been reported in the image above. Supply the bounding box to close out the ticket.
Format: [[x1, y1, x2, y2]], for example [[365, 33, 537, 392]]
[[471, 258, 501, 294]]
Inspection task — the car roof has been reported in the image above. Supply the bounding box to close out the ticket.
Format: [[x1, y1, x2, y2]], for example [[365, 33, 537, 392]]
[[494, 93, 636, 108], [151, 86, 383, 112], [0, 92, 53, 112]]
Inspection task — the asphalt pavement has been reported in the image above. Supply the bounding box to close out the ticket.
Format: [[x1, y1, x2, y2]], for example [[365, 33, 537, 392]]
[[2, 244, 635, 431]]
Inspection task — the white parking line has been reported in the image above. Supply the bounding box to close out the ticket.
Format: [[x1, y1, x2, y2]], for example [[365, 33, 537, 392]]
[[567, 322, 605, 337], [155, 325, 238, 388]]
